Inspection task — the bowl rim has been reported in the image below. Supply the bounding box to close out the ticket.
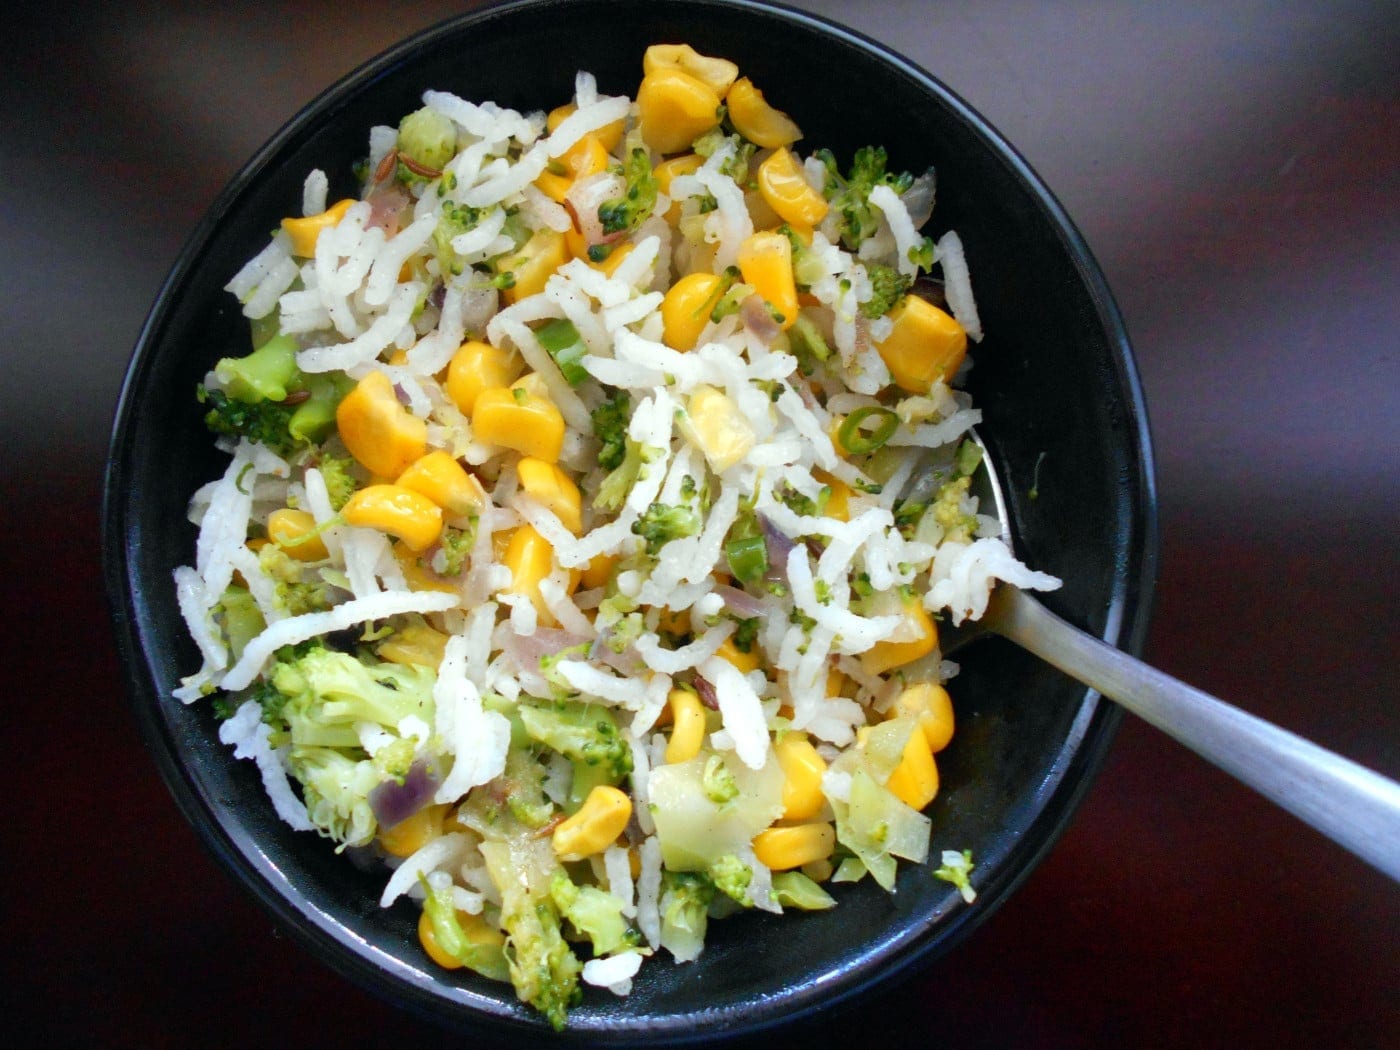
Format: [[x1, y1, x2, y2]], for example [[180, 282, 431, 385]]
[[103, 0, 1157, 1041]]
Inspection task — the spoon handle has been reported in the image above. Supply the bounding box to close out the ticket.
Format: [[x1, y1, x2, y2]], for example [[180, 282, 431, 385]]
[[989, 585, 1400, 881]]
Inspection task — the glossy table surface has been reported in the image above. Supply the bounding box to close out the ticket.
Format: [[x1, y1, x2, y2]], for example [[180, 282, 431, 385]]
[[5, 1, 1397, 1045]]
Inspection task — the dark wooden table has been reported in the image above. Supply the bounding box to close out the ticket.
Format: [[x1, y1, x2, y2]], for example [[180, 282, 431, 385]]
[[5, 1, 1396, 1046]]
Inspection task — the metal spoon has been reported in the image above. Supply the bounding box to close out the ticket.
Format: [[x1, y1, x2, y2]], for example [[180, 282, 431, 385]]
[[940, 431, 1400, 881]]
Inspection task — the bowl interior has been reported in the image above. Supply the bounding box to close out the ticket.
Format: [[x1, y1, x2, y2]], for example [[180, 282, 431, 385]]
[[104, 0, 1155, 1040]]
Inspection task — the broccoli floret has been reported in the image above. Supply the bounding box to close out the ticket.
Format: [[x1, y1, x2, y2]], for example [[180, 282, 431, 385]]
[[290, 746, 382, 848], [199, 344, 351, 457], [518, 699, 633, 786], [632, 502, 701, 555], [269, 647, 437, 750], [731, 616, 760, 654], [658, 870, 714, 963], [593, 439, 663, 514], [591, 390, 631, 471], [549, 871, 639, 957], [600, 610, 644, 655], [701, 754, 739, 806], [371, 736, 419, 783], [215, 585, 265, 663], [257, 545, 334, 615], [316, 453, 361, 512], [212, 675, 283, 723], [502, 746, 558, 830], [931, 475, 978, 545], [200, 387, 300, 456], [429, 521, 476, 577], [285, 371, 355, 446], [214, 333, 298, 402], [693, 127, 756, 180], [775, 481, 829, 519], [786, 313, 831, 374], [496, 866, 582, 1030], [933, 848, 978, 903], [708, 853, 753, 906], [894, 498, 927, 539], [598, 148, 659, 236], [770, 870, 837, 911], [397, 105, 457, 178], [433, 199, 485, 276], [861, 262, 912, 319], [815, 145, 917, 250], [418, 874, 511, 981]]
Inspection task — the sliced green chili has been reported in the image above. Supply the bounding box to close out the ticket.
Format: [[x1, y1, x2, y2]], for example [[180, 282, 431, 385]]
[[725, 534, 769, 585], [837, 406, 899, 455], [535, 317, 589, 387]]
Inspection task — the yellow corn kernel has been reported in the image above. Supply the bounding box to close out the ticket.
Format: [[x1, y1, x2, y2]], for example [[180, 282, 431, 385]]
[[503, 523, 555, 619], [535, 132, 612, 202], [471, 384, 566, 463], [499, 228, 569, 304], [418, 910, 463, 971], [580, 552, 617, 591], [343, 484, 444, 553], [517, 456, 583, 534], [715, 636, 761, 674], [446, 340, 521, 417], [775, 732, 828, 821], [875, 296, 968, 394], [885, 727, 940, 810], [267, 508, 328, 562], [655, 153, 704, 194], [552, 785, 633, 861], [417, 906, 505, 971], [737, 231, 798, 330], [596, 242, 635, 278], [281, 198, 355, 257], [825, 665, 848, 699], [637, 68, 722, 155], [395, 450, 485, 518], [744, 185, 783, 231], [394, 542, 461, 594], [752, 822, 836, 871], [757, 147, 829, 228], [664, 688, 707, 764], [378, 621, 450, 669], [653, 606, 689, 638], [379, 802, 448, 858], [725, 77, 802, 149], [686, 383, 756, 473], [828, 415, 850, 458], [546, 103, 624, 153], [491, 527, 515, 564], [661, 271, 723, 351], [861, 594, 938, 676], [888, 681, 956, 753], [643, 43, 739, 98], [335, 370, 428, 479], [564, 227, 635, 277], [802, 857, 835, 884], [812, 468, 851, 522], [655, 152, 704, 223]]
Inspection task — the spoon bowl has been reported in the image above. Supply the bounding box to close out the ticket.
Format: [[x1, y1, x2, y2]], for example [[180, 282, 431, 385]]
[[952, 430, 1400, 881]]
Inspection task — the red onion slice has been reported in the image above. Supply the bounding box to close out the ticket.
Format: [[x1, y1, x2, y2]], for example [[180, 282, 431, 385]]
[[369, 757, 441, 829]]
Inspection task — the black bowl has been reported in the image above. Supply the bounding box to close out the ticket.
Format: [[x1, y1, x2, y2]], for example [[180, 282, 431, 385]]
[[103, 0, 1156, 1041]]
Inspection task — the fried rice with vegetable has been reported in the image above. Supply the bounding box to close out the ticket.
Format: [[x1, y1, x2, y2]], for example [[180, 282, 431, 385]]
[[173, 43, 1060, 1029]]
